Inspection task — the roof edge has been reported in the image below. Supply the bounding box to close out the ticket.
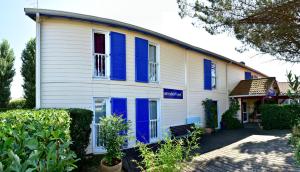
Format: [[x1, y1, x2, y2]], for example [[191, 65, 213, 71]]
[[24, 8, 267, 77]]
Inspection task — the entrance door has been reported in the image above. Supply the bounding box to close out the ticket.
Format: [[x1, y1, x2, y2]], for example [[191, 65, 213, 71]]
[[212, 101, 218, 128], [242, 102, 248, 123]]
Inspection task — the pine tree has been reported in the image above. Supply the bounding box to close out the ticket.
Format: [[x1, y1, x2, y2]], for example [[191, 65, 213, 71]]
[[0, 40, 15, 108], [177, 0, 300, 63], [21, 38, 36, 108]]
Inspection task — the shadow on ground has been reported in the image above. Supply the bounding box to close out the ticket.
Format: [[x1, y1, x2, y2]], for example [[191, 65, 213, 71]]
[[82, 126, 299, 172], [186, 129, 300, 172]]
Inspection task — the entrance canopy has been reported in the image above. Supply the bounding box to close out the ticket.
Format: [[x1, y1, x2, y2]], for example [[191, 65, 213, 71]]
[[229, 77, 280, 98]]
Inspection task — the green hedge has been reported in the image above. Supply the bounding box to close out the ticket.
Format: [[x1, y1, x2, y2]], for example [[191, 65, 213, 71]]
[[260, 104, 300, 130], [7, 99, 26, 109], [0, 109, 77, 171], [221, 99, 243, 129], [68, 108, 93, 169]]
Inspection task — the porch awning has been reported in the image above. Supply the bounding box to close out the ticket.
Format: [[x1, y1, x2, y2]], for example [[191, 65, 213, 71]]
[[229, 77, 279, 98]]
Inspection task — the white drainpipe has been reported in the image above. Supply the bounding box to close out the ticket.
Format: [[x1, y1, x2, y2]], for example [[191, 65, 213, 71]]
[[36, 11, 41, 109]]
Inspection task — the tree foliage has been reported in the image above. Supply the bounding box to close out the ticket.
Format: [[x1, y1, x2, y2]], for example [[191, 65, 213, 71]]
[[177, 0, 300, 62], [0, 40, 15, 108], [21, 38, 36, 108], [287, 71, 300, 103]]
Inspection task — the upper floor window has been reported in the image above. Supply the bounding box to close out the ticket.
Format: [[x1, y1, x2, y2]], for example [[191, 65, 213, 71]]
[[93, 32, 108, 78], [252, 75, 258, 79], [149, 44, 159, 82], [211, 62, 217, 89]]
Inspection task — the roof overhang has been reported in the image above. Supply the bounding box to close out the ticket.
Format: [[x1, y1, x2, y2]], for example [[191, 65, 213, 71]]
[[24, 8, 267, 77], [229, 94, 267, 98]]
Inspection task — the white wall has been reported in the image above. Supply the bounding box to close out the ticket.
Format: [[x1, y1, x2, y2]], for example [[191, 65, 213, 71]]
[[39, 17, 265, 153]]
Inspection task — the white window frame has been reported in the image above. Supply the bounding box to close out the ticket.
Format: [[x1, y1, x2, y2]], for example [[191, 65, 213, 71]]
[[92, 97, 111, 153], [149, 99, 161, 143], [92, 30, 110, 79], [148, 42, 160, 83], [211, 62, 217, 89]]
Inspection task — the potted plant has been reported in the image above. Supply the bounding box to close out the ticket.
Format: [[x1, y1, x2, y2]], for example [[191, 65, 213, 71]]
[[202, 99, 218, 134], [99, 115, 130, 172]]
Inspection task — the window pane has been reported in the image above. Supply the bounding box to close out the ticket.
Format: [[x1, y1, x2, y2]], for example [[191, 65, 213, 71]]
[[149, 44, 158, 82], [149, 44, 156, 62], [94, 33, 105, 54], [94, 99, 106, 123], [211, 63, 216, 88], [149, 101, 157, 120], [94, 54, 106, 77]]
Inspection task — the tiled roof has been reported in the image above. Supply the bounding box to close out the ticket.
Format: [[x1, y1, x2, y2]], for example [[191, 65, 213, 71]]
[[230, 77, 277, 97]]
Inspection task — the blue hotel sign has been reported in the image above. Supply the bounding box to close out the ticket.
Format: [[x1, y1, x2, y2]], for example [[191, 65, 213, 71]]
[[163, 88, 183, 99]]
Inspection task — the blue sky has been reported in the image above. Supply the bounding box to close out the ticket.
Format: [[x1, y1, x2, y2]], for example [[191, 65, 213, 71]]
[[1, 0, 300, 99]]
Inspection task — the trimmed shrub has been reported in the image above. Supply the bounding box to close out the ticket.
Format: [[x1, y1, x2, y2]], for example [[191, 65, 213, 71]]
[[0, 109, 77, 171], [7, 98, 26, 109], [0, 108, 9, 113], [291, 124, 300, 164], [221, 99, 243, 129], [260, 104, 300, 130], [68, 108, 93, 168]]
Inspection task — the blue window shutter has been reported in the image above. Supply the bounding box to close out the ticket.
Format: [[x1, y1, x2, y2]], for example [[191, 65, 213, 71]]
[[204, 59, 212, 90], [135, 37, 149, 83], [136, 98, 149, 143], [110, 32, 126, 80], [111, 98, 127, 120], [245, 72, 252, 80]]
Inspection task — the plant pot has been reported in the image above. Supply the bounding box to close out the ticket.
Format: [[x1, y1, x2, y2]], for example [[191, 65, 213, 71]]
[[205, 128, 213, 134], [100, 159, 122, 172]]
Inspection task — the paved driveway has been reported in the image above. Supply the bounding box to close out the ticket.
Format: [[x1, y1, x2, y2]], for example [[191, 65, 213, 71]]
[[185, 130, 300, 172]]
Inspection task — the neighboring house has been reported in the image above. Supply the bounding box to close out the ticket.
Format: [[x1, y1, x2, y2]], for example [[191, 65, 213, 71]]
[[278, 82, 300, 104], [25, 8, 267, 154]]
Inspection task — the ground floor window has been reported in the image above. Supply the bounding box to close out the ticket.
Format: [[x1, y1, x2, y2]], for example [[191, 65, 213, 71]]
[[94, 98, 109, 149], [149, 100, 159, 142]]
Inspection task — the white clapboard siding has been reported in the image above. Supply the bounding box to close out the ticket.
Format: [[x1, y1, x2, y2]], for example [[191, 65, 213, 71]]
[[40, 17, 265, 153]]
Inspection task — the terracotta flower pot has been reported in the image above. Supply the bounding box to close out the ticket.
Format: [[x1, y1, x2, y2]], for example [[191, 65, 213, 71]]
[[100, 159, 122, 172], [205, 128, 213, 134]]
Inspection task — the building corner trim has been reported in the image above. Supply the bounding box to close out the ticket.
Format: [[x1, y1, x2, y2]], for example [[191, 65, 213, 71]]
[[36, 12, 41, 109]]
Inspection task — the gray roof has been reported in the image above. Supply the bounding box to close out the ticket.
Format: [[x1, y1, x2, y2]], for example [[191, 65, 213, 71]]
[[24, 8, 267, 77]]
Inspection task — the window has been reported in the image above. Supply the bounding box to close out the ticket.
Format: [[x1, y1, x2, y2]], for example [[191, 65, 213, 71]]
[[252, 75, 258, 79], [211, 62, 217, 89], [149, 44, 159, 82], [94, 98, 108, 149], [93, 32, 108, 78], [149, 100, 158, 142]]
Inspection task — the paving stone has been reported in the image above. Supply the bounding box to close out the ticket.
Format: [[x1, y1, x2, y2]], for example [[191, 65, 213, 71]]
[[185, 130, 300, 172]]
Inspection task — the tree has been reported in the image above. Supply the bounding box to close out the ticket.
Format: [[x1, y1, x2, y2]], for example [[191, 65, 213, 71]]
[[287, 71, 300, 103], [0, 40, 15, 108], [177, 0, 300, 63], [21, 38, 36, 108]]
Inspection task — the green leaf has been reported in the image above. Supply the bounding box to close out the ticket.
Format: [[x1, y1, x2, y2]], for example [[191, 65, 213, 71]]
[[25, 139, 38, 150], [0, 162, 3, 172]]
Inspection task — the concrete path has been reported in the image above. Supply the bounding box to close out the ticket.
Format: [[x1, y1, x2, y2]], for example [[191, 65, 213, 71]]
[[185, 130, 300, 172]]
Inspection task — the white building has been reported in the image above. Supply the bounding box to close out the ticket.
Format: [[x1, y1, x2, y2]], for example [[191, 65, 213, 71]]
[[25, 8, 267, 154]]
